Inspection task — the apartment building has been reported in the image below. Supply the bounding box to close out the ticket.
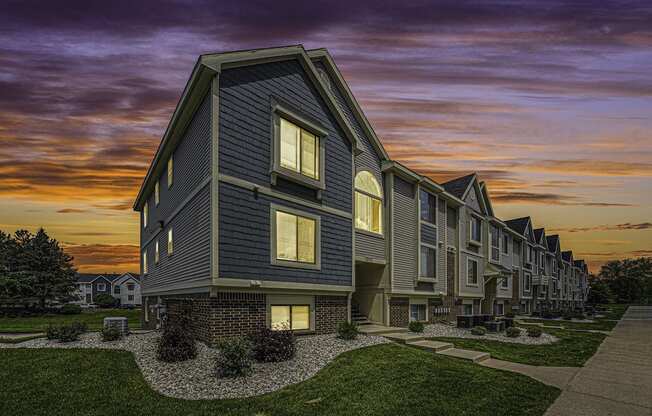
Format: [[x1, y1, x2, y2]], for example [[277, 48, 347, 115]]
[[134, 45, 589, 342]]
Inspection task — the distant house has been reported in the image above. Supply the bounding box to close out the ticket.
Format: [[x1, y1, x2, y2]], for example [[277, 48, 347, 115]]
[[73, 273, 142, 307]]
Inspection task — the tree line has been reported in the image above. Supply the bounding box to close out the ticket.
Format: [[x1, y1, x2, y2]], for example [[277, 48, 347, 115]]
[[0, 229, 77, 308], [589, 257, 652, 305]]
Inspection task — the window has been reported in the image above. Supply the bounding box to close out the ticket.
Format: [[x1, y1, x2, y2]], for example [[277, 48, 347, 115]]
[[420, 189, 436, 224], [463, 303, 473, 315], [272, 207, 319, 267], [127, 283, 135, 291], [167, 155, 173, 188], [420, 245, 436, 278], [502, 235, 509, 254], [501, 275, 509, 288], [467, 258, 479, 285], [410, 304, 427, 321], [114, 286, 121, 294], [155, 181, 160, 206], [490, 224, 500, 261], [355, 171, 382, 234], [447, 207, 457, 229], [270, 305, 310, 330], [128, 295, 134, 301], [143, 250, 148, 274], [280, 118, 319, 180], [155, 241, 159, 264], [470, 216, 482, 243], [143, 201, 148, 228], [97, 283, 106, 291], [524, 272, 531, 291], [495, 302, 504, 316], [167, 229, 173, 255]]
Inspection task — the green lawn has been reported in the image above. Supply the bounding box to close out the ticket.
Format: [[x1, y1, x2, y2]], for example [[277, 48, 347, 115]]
[[521, 319, 616, 331], [0, 344, 560, 416], [597, 304, 629, 320], [0, 308, 141, 333], [432, 328, 606, 367]]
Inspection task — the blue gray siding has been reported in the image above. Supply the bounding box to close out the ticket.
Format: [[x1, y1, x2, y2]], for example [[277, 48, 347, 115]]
[[140, 94, 212, 293], [218, 183, 352, 286], [218, 60, 352, 213], [392, 176, 418, 291], [217, 61, 353, 286]]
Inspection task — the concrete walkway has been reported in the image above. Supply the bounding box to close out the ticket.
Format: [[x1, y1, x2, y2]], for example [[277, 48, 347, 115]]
[[480, 358, 579, 389], [545, 306, 652, 416]]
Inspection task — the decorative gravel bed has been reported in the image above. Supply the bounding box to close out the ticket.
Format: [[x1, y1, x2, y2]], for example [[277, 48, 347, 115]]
[[0, 331, 389, 400], [420, 324, 558, 345]]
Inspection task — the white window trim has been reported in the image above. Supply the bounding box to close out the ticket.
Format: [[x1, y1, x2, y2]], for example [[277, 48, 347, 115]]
[[355, 170, 384, 236], [489, 224, 500, 263], [270, 203, 321, 270], [469, 214, 482, 246], [419, 242, 438, 281], [267, 294, 315, 332], [502, 234, 509, 255], [419, 188, 438, 227], [270, 101, 327, 192], [409, 299, 428, 322], [524, 272, 532, 292], [466, 257, 479, 287]]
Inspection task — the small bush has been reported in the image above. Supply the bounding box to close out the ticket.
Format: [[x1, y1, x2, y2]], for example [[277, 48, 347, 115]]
[[408, 321, 425, 333], [101, 326, 122, 342], [471, 326, 486, 336], [71, 321, 88, 334], [336, 321, 359, 340], [60, 304, 82, 315], [574, 312, 586, 320], [506, 327, 521, 338], [527, 327, 542, 338], [563, 313, 574, 321], [94, 294, 119, 308], [215, 337, 253, 378], [46, 324, 61, 340], [157, 322, 197, 363], [249, 327, 296, 363]]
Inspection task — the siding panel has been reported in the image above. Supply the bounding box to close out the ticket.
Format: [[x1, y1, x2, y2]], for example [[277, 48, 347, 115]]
[[392, 176, 418, 291]]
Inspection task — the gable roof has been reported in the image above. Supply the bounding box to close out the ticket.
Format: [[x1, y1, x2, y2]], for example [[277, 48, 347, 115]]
[[442, 173, 476, 199], [562, 250, 573, 262], [534, 228, 544, 243], [75, 273, 121, 284], [479, 182, 495, 218], [505, 217, 530, 236], [113, 272, 141, 285], [546, 235, 560, 253], [133, 45, 363, 210]]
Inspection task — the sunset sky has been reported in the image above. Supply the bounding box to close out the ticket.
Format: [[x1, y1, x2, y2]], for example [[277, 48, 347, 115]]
[[1, 1, 650, 274]]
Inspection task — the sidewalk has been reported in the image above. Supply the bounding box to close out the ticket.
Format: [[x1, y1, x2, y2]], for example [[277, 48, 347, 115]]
[[545, 306, 652, 416]]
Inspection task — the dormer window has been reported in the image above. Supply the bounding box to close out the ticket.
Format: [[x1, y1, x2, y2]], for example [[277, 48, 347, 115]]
[[271, 102, 326, 191]]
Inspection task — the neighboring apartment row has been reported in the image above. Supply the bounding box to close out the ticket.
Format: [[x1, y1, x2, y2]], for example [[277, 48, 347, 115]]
[[133, 45, 589, 343], [74, 273, 142, 307]]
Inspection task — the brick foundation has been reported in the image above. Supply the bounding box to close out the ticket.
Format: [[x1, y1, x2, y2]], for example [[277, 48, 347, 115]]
[[315, 295, 348, 333], [389, 297, 409, 327]]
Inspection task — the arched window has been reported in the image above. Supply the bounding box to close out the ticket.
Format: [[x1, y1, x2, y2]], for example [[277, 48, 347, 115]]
[[355, 171, 382, 234]]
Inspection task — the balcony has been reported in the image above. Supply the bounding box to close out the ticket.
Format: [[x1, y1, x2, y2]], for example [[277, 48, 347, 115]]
[[532, 275, 549, 286]]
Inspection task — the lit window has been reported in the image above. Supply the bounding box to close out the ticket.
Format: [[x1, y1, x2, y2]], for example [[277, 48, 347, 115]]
[[410, 304, 426, 321], [275, 210, 316, 264], [420, 245, 436, 278], [143, 250, 148, 274], [155, 241, 159, 264], [355, 171, 382, 234], [470, 216, 482, 243], [280, 118, 319, 180], [167, 229, 173, 255], [155, 181, 160, 206], [143, 202, 148, 228], [167, 155, 173, 188], [467, 258, 478, 285], [490, 225, 500, 261], [270, 305, 310, 330], [420, 189, 436, 224]]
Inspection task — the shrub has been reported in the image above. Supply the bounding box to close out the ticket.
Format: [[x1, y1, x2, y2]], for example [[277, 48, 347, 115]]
[[71, 321, 88, 334], [101, 326, 122, 342], [408, 321, 425, 333], [249, 327, 296, 363], [94, 294, 119, 308], [471, 326, 486, 336], [574, 312, 586, 320], [506, 327, 521, 338], [527, 327, 542, 338], [60, 304, 82, 315], [156, 322, 197, 363], [336, 321, 359, 340], [563, 312, 574, 321], [46, 324, 61, 340], [215, 337, 253, 378]]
